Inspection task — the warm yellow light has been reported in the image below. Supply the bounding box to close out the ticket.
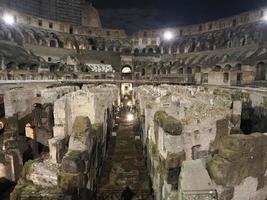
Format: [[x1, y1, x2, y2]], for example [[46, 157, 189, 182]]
[[126, 113, 134, 121]]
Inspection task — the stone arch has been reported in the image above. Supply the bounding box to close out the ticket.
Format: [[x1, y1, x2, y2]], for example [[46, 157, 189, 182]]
[[224, 64, 232, 71], [6, 62, 17, 70], [141, 68, 146, 76], [178, 68, 184, 74], [256, 61, 266, 80], [186, 67, 192, 74], [121, 65, 132, 74], [213, 65, 222, 72], [148, 48, 154, 54], [49, 40, 57, 48]]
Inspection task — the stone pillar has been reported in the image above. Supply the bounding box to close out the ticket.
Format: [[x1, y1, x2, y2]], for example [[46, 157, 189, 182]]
[[48, 137, 67, 163]]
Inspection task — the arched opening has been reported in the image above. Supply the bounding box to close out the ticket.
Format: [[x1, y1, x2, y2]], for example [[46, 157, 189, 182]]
[[49, 40, 57, 48], [213, 65, 222, 72], [162, 69, 166, 74], [6, 62, 16, 70], [235, 63, 242, 71], [157, 69, 161, 75], [195, 66, 201, 73], [141, 68, 145, 76], [18, 63, 26, 70], [224, 64, 232, 72], [50, 64, 57, 73], [153, 68, 156, 75], [148, 48, 154, 54], [121, 65, 132, 80], [178, 68, 183, 74], [186, 67, 192, 74], [255, 62, 266, 80], [142, 48, 146, 54], [134, 48, 139, 54]]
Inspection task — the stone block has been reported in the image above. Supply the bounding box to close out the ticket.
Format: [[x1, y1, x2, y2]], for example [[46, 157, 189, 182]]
[[208, 133, 267, 186], [233, 101, 242, 115], [25, 124, 35, 140], [62, 151, 85, 173], [53, 126, 66, 138], [48, 137, 67, 163]]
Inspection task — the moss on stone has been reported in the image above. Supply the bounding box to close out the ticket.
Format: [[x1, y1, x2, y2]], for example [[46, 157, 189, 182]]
[[73, 116, 91, 139], [154, 111, 182, 135], [213, 89, 231, 99], [65, 150, 81, 161], [4, 140, 18, 150], [262, 96, 267, 108], [91, 123, 103, 136], [10, 180, 62, 200], [21, 159, 38, 179], [59, 172, 80, 191], [207, 134, 267, 186]]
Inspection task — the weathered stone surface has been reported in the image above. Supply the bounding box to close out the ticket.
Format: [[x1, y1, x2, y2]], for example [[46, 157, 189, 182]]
[[178, 159, 216, 200], [154, 111, 182, 135], [62, 151, 85, 173], [208, 133, 267, 187]]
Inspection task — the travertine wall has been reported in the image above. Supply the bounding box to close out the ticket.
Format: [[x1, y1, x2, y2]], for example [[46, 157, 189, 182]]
[[135, 85, 236, 200]]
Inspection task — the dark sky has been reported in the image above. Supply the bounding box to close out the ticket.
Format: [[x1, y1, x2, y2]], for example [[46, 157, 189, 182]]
[[91, 0, 267, 32]]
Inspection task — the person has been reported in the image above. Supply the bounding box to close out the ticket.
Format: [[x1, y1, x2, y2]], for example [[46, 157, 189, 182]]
[[121, 186, 135, 200]]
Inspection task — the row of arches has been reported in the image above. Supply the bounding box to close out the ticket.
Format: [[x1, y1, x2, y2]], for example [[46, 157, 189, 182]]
[[122, 61, 267, 81]]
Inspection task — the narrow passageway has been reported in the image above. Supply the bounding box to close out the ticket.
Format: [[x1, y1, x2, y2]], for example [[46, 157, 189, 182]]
[[97, 104, 152, 200]]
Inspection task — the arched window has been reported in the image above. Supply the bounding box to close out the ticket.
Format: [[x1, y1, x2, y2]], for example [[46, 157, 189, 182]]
[[153, 68, 156, 74], [178, 68, 183, 74]]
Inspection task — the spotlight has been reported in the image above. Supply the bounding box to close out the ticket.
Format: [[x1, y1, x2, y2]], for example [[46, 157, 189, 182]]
[[3, 14, 15, 25], [263, 12, 267, 21], [126, 113, 134, 122], [163, 31, 174, 41]]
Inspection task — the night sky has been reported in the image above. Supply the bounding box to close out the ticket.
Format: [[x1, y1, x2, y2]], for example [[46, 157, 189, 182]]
[[91, 0, 267, 33]]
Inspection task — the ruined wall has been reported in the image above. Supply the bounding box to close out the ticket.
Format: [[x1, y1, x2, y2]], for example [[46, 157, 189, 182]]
[[135, 85, 238, 200], [9, 84, 118, 199]]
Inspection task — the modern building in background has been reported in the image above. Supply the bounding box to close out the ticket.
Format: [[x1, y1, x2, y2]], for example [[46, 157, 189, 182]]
[[0, 0, 101, 26]]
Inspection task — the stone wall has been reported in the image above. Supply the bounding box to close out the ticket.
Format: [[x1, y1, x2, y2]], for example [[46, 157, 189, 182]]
[[135, 85, 237, 200], [9, 84, 118, 199]]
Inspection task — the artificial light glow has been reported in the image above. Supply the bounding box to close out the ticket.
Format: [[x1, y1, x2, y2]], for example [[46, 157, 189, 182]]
[[127, 101, 132, 106], [126, 113, 134, 122], [163, 31, 174, 41], [3, 14, 15, 25], [263, 12, 267, 21]]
